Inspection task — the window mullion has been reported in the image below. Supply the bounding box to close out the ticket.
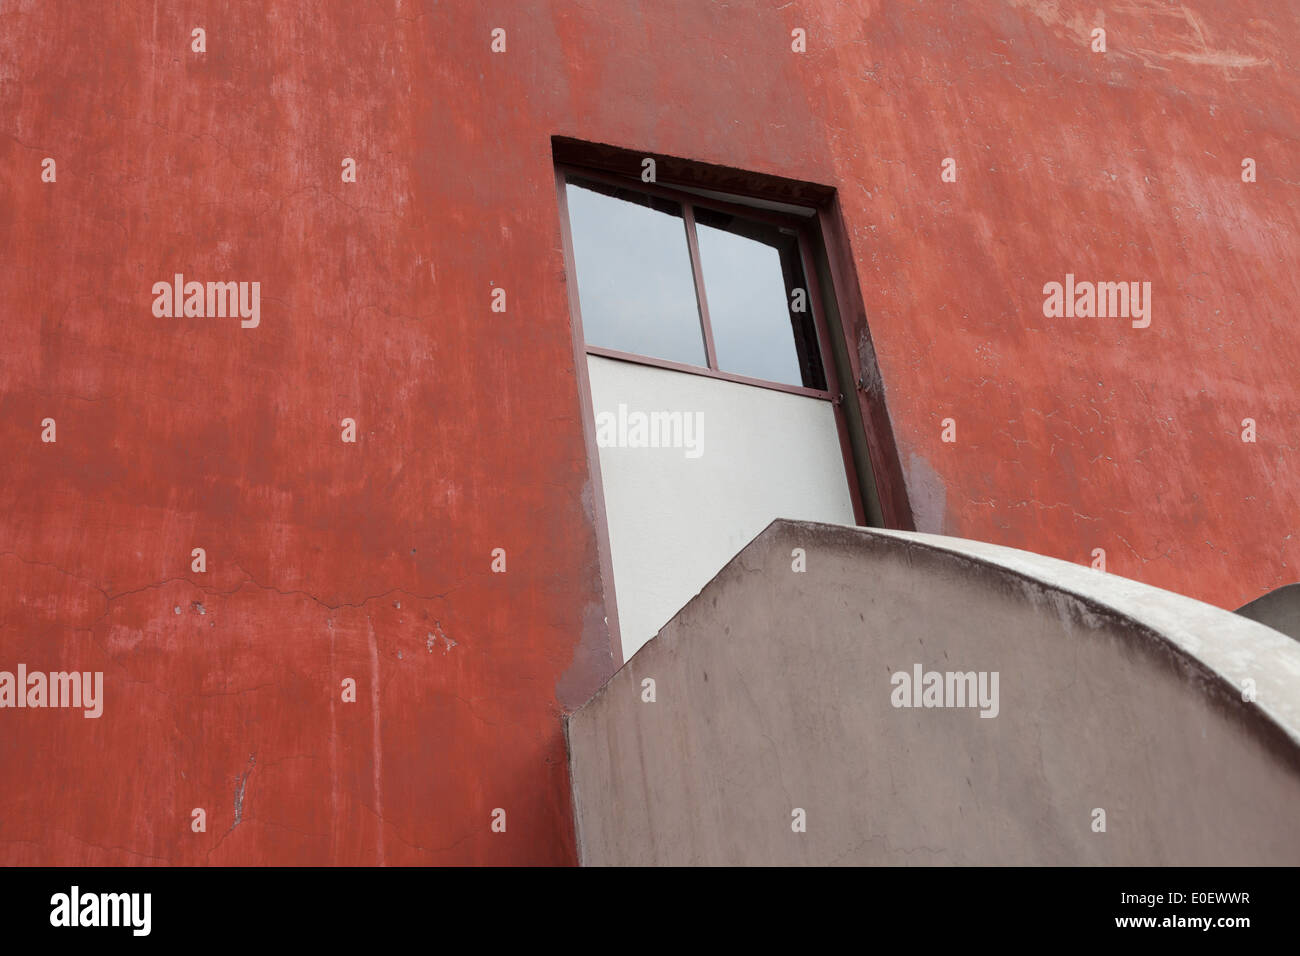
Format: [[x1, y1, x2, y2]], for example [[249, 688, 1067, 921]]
[[682, 203, 719, 370]]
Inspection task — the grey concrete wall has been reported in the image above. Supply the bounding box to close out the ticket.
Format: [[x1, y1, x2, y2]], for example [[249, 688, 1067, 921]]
[[565, 520, 1300, 865], [1237, 583, 1300, 643]]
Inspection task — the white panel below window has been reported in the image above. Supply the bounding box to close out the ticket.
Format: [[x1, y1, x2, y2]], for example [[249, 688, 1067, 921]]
[[587, 354, 857, 661]]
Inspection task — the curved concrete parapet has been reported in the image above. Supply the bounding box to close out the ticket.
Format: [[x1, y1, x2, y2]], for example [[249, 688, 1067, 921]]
[[565, 520, 1300, 865], [1237, 583, 1300, 643]]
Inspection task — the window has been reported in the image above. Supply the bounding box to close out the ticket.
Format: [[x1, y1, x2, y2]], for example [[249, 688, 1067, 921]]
[[554, 149, 902, 663], [560, 171, 829, 392], [564, 178, 706, 367], [693, 207, 825, 390]]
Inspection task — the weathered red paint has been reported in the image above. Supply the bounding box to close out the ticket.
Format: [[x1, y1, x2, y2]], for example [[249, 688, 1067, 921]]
[[0, 1, 1295, 864]]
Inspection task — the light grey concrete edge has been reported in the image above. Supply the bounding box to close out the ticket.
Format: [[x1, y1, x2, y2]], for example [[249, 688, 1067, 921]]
[[858, 523, 1300, 749], [568, 517, 1300, 743]]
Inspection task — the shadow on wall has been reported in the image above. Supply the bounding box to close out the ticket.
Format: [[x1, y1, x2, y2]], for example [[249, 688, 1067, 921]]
[[566, 519, 1300, 865]]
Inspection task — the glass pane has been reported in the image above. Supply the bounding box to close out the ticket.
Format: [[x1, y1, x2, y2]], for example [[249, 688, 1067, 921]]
[[694, 208, 826, 389], [565, 178, 707, 367]]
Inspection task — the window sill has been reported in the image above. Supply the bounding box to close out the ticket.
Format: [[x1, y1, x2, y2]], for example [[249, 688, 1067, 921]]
[[584, 345, 835, 401]]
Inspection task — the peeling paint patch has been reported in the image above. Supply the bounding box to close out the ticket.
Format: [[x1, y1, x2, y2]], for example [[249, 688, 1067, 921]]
[[856, 328, 884, 397], [555, 600, 616, 712], [428, 621, 456, 653], [233, 753, 256, 829], [905, 454, 948, 535]]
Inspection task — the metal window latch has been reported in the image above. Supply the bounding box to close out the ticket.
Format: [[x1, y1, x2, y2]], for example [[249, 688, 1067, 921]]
[[833, 392, 845, 407]]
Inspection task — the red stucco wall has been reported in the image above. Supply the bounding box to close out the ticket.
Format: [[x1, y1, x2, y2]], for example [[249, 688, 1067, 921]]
[[1, 1, 1296, 864]]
